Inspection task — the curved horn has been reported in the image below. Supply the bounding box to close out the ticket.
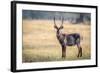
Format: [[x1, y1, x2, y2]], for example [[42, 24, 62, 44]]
[[54, 16, 58, 29], [61, 16, 64, 25], [60, 16, 64, 29]]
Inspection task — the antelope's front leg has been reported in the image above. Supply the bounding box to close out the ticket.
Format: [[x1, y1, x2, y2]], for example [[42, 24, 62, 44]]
[[62, 45, 66, 58]]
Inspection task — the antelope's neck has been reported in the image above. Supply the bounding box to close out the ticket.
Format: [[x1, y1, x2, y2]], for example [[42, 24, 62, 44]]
[[56, 32, 63, 39]]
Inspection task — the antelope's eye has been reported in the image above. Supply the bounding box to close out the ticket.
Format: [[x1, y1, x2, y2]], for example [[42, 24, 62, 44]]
[[54, 26, 58, 29]]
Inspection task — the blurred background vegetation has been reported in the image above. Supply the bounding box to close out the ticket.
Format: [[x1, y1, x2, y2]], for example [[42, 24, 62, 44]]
[[23, 10, 91, 24]]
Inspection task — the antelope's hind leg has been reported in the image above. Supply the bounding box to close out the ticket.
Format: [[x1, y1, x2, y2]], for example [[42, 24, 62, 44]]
[[77, 44, 82, 57], [80, 47, 82, 57]]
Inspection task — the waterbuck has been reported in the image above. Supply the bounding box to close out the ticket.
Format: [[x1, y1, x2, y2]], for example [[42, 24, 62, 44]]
[[54, 17, 82, 58]]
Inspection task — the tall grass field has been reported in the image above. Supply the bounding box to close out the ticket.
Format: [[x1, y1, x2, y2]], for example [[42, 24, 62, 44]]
[[22, 20, 91, 63]]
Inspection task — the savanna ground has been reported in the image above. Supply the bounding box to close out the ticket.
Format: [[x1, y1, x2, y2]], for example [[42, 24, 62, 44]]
[[22, 19, 91, 63]]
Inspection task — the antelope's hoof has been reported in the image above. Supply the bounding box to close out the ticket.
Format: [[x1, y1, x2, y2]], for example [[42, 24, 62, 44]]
[[77, 55, 82, 57], [77, 55, 79, 57], [62, 57, 66, 59]]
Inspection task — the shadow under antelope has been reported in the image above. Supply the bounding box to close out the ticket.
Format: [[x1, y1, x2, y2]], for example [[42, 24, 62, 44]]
[[54, 17, 82, 58]]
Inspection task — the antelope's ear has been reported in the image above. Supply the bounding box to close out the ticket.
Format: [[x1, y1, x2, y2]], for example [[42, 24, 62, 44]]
[[60, 26, 63, 29], [54, 25, 58, 29]]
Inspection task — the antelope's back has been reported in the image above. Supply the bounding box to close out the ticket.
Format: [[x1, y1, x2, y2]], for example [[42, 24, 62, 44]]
[[66, 33, 80, 46]]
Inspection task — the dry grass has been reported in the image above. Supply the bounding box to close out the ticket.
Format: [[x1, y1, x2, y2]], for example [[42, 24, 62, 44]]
[[22, 20, 91, 63]]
